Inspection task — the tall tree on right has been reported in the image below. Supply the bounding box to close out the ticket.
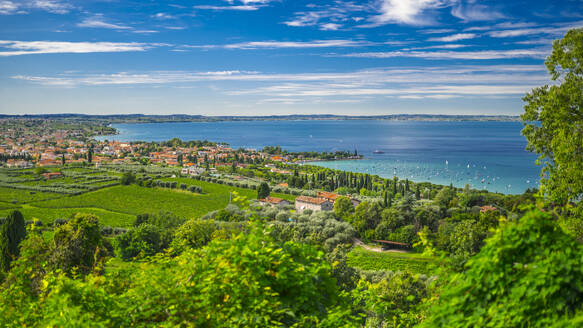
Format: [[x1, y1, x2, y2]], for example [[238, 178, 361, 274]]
[[522, 29, 583, 213]]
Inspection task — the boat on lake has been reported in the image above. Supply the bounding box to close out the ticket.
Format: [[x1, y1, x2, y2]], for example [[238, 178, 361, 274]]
[[373, 150, 385, 154]]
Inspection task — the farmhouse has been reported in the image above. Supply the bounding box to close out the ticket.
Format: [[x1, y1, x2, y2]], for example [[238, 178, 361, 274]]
[[258, 196, 289, 207], [295, 195, 333, 213]]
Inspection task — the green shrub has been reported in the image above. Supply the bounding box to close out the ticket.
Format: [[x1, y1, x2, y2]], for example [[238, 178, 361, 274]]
[[423, 209, 583, 327]]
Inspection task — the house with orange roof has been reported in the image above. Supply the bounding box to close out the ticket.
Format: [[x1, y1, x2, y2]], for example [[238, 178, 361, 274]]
[[259, 196, 290, 207], [295, 195, 333, 213]]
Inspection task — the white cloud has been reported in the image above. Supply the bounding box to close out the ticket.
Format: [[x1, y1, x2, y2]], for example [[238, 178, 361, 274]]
[[451, 2, 505, 22], [153, 13, 175, 20], [0, 40, 153, 56], [419, 28, 457, 34], [320, 23, 342, 31], [338, 48, 548, 60], [0, 0, 72, 15], [194, 5, 261, 11], [11, 66, 547, 95], [283, 2, 368, 28], [428, 33, 477, 42], [77, 15, 131, 29], [187, 39, 372, 50], [486, 23, 583, 38], [31, 0, 71, 14], [0, 1, 18, 14], [367, 0, 451, 26]]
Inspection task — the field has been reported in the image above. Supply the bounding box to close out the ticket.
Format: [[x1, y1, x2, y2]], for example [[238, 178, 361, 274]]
[[0, 175, 294, 228], [0, 186, 64, 203], [347, 246, 437, 275]]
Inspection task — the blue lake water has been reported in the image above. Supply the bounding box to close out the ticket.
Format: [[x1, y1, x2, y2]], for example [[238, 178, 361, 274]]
[[99, 120, 540, 194]]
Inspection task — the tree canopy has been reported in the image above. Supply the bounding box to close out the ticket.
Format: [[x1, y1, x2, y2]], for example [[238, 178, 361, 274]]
[[522, 28, 583, 209]]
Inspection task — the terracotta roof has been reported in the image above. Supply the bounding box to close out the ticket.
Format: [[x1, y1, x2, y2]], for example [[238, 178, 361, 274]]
[[259, 196, 286, 204], [317, 191, 344, 201], [295, 196, 330, 205], [480, 205, 498, 213]]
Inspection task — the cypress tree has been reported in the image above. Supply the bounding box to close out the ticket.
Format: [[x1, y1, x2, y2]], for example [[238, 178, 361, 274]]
[[0, 210, 26, 273], [415, 185, 421, 200]]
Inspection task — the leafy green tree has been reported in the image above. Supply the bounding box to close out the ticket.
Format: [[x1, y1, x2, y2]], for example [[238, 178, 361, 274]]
[[0, 210, 26, 273], [333, 196, 354, 219], [522, 29, 583, 209], [115, 224, 162, 260], [361, 271, 430, 328], [436, 219, 485, 270], [50, 213, 103, 275], [423, 209, 583, 327], [388, 225, 417, 245], [120, 172, 136, 185], [139, 211, 185, 249], [434, 187, 456, 209], [121, 222, 359, 327], [257, 182, 270, 199], [172, 219, 216, 251], [351, 201, 383, 239]]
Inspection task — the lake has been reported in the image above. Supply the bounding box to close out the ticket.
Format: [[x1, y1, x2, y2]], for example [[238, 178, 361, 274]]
[[99, 120, 540, 194]]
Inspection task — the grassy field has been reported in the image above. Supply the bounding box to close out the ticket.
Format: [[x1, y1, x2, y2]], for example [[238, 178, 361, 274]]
[[0, 204, 135, 227], [0, 177, 295, 228], [0, 186, 64, 203], [159, 177, 296, 202], [347, 246, 437, 275]]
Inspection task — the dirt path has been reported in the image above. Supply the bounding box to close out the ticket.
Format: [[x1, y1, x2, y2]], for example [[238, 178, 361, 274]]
[[353, 238, 411, 253], [353, 238, 383, 252]]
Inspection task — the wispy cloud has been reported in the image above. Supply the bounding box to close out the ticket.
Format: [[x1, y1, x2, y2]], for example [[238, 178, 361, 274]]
[[0, 40, 153, 56], [283, 2, 368, 30], [77, 15, 131, 30], [320, 23, 342, 31], [419, 28, 457, 34], [30, 0, 72, 14], [194, 5, 260, 11], [428, 32, 477, 42], [451, 2, 505, 22], [0, 0, 72, 15], [186, 39, 372, 50], [0, 1, 18, 14], [338, 48, 548, 60]]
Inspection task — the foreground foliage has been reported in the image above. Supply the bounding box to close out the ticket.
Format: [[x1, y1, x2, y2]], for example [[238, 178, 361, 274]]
[[423, 209, 583, 327]]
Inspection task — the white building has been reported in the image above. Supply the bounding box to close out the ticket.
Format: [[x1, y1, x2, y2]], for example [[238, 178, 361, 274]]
[[295, 196, 333, 213]]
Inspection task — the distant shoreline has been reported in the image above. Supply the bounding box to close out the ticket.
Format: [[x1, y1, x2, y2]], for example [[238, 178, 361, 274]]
[[0, 113, 521, 123]]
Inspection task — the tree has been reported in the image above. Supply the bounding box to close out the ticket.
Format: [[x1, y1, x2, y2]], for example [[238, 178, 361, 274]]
[[423, 210, 583, 327], [333, 196, 354, 219], [87, 147, 93, 163], [0, 210, 26, 272], [522, 29, 583, 209], [120, 172, 135, 185], [257, 182, 270, 199], [50, 213, 103, 274], [172, 219, 216, 251], [434, 187, 456, 209], [115, 224, 162, 260]]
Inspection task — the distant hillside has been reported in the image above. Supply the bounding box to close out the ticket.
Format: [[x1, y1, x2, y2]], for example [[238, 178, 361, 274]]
[[0, 113, 520, 123]]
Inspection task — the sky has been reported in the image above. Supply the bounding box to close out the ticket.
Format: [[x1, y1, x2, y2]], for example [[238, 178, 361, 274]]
[[0, 0, 582, 116]]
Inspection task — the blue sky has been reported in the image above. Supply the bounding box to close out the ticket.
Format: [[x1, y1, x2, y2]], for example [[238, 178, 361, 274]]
[[0, 0, 582, 116]]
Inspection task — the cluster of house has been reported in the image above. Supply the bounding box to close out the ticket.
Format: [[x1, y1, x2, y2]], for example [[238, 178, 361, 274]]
[[258, 191, 361, 214]]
